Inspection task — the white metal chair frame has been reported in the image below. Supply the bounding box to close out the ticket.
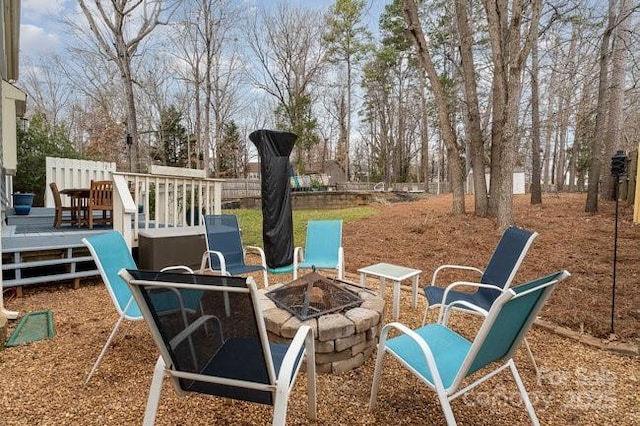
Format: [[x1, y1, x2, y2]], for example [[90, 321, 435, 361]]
[[120, 272, 317, 426], [370, 270, 570, 426], [82, 234, 194, 386]]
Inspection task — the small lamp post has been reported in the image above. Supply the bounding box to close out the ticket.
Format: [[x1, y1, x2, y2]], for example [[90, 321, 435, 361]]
[[609, 150, 627, 334], [126, 133, 133, 172]]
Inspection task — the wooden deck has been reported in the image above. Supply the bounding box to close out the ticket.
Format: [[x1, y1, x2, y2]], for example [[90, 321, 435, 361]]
[[2, 208, 111, 292]]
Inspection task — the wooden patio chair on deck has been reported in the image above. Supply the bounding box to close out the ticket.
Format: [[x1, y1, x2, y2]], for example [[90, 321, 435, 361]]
[[88, 180, 113, 229], [49, 182, 76, 228]]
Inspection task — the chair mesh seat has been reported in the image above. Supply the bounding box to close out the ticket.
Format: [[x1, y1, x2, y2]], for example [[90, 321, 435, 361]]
[[127, 270, 301, 406]]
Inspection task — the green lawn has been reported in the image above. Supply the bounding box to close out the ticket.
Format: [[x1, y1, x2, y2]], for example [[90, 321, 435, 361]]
[[223, 206, 378, 247]]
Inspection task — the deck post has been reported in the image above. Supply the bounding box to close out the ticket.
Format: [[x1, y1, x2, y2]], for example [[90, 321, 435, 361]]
[[0, 233, 19, 319]]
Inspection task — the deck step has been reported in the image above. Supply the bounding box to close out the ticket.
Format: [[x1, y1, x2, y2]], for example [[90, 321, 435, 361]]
[[1, 231, 108, 290]]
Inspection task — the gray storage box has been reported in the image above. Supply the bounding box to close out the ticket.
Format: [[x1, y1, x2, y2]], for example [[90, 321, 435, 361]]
[[138, 227, 206, 271]]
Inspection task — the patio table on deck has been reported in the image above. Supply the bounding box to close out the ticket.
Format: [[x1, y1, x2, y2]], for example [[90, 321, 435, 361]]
[[59, 188, 90, 227], [358, 262, 422, 321]]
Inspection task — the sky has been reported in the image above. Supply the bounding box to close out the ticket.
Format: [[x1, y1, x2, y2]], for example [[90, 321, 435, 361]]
[[19, 0, 388, 58]]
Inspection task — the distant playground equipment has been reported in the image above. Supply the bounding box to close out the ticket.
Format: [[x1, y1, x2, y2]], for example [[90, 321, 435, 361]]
[[290, 173, 332, 191]]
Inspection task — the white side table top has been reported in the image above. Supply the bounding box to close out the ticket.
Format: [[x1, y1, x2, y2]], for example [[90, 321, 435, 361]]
[[358, 262, 422, 281]]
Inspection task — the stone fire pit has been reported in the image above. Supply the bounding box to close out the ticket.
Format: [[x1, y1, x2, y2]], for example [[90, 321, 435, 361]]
[[259, 278, 386, 374]]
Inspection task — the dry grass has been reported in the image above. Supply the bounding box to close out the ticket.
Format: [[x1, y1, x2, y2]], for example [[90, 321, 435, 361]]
[[1, 193, 639, 425]]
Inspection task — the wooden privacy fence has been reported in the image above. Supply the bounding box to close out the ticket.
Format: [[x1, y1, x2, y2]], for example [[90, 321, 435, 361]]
[[45, 157, 116, 207], [222, 179, 261, 199]]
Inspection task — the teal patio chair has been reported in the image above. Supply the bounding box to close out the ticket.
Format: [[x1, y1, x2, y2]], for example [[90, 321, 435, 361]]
[[199, 214, 269, 288], [120, 270, 317, 426], [293, 220, 344, 280], [423, 226, 542, 380], [82, 231, 197, 385], [370, 270, 570, 425]]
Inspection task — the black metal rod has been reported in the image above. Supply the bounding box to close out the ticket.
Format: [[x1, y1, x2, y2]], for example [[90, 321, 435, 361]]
[[611, 179, 619, 334]]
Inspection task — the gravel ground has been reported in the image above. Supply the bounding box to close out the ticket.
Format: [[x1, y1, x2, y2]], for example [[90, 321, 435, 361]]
[[1, 193, 639, 425], [1, 277, 638, 425]]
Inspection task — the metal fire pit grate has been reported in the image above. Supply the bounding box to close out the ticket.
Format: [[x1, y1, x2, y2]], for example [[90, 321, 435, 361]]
[[266, 272, 363, 321]]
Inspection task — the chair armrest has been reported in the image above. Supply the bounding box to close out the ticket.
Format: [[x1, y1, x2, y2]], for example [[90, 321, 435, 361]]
[[377, 322, 448, 391], [439, 301, 489, 325], [277, 324, 315, 386], [199, 250, 227, 275], [168, 314, 223, 349], [437, 281, 503, 323], [244, 245, 267, 268], [430, 264, 483, 286], [160, 265, 195, 274], [441, 281, 503, 299]]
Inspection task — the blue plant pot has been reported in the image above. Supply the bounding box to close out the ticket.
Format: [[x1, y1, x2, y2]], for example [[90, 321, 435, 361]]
[[12, 192, 35, 215]]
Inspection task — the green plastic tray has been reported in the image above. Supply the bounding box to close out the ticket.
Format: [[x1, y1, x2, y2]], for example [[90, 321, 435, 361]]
[[5, 310, 55, 347]]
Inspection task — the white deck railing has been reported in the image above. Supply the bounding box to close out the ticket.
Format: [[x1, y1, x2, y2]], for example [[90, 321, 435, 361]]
[[45, 157, 116, 207], [112, 171, 224, 247]]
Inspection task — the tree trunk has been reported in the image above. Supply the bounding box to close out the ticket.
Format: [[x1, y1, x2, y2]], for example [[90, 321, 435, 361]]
[[586, 0, 616, 213], [484, 0, 541, 229], [404, 0, 465, 214], [454, 0, 488, 216], [345, 55, 352, 182], [419, 76, 430, 184], [601, 0, 631, 200], [530, 31, 542, 204]]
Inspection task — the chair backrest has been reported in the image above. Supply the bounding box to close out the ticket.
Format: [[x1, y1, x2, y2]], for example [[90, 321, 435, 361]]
[[122, 270, 280, 405], [303, 220, 342, 264], [83, 231, 140, 319], [50, 182, 63, 209], [203, 215, 246, 269], [455, 270, 570, 386], [477, 226, 538, 301], [89, 180, 113, 209]]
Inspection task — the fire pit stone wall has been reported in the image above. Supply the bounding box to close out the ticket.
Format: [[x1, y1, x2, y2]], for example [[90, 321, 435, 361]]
[[260, 284, 386, 374]]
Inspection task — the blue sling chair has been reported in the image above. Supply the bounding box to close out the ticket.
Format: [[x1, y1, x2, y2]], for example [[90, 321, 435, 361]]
[[370, 270, 570, 425], [120, 269, 317, 426], [293, 219, 345, 280], [199, 214, 269, 288], [423, 226, 542, 381], [82, 231, 199, 385]]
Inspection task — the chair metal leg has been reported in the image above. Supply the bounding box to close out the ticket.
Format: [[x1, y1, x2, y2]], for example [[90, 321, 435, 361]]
[[305, 333, 317, 421], [84, 313, 126, 386], [368, 342, 387, 410], [437, 390, 457, 425], [143, 356, 166, 426], [508, 359, 540, 426], [523, 337, 541, 385]]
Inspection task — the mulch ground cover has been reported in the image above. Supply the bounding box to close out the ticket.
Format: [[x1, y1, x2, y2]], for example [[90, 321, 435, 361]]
[[1, 192, 638, 425]]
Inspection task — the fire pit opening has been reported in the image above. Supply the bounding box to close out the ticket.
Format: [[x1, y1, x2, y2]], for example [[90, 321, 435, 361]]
[[265, 271, 363, 321]]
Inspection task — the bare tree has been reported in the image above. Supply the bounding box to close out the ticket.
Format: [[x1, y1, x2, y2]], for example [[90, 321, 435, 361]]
[[21, 55, 74, 131], [600, 0, 634, 200], [454, 0, 488, 215], [404, 0, 465, 214], [73, 0, 178, 172], [484, 0, 541, 229], [323, 0, 372, 182], [245, 2, 327, 166], [171, 0, 244, 176], [530, 24, 542, 204], [586, 0, 618, 212]]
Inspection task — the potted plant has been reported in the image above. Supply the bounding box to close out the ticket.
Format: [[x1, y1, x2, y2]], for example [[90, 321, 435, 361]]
[[12, 192, 35, 215]]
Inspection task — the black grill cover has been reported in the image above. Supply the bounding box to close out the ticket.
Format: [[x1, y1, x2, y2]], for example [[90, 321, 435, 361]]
[[249, 129, 297, 268]]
